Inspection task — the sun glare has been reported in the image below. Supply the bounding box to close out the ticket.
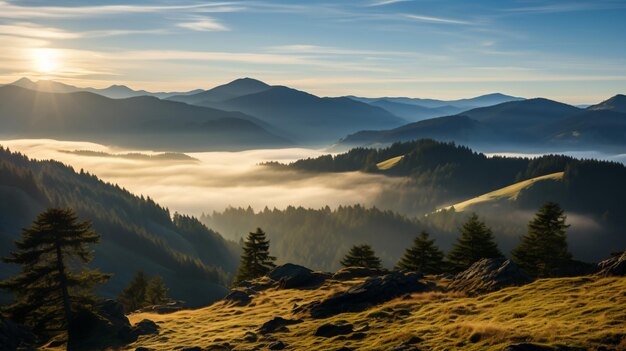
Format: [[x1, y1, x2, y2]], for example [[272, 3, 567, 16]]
[[32, 48, 60, 74]]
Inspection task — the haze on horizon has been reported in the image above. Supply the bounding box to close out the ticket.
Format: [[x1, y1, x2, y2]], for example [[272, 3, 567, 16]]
[[1, 0, 625, 104]]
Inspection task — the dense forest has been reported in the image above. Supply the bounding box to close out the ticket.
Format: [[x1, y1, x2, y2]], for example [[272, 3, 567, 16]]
[[0, 147, 240, 307]]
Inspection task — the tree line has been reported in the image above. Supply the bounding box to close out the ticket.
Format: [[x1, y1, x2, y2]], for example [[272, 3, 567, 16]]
[[233, 201, 574, 283]]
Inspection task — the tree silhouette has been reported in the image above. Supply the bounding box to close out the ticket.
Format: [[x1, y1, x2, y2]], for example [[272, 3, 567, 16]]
[[145, 275, 169, 306], [447, 213, 503, 271], [512, 202, 572, 277], [118, 271, 149, 313], [395, 231, 445, 274], [233, 228, 276, 285], [0, 208, 110, 341], [340, 244, 382, 269]]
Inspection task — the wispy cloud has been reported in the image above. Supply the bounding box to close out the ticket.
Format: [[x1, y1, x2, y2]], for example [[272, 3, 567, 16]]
[[0, 1, 242, 18], [177, 18, 229, 31], [404, 14, 474, 25], [503, 1, 626, 14], [0, 22, 80, 39], [367, 0, 413, 7], [0, 22, 164, 39]]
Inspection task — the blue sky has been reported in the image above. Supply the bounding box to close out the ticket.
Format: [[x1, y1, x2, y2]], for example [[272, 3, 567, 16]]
[[0, 0, 625, 103]]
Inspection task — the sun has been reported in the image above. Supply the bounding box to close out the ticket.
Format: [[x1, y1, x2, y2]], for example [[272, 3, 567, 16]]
[[32, 48, 60, 74]]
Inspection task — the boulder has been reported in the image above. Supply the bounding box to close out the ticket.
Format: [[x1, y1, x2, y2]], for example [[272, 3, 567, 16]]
[[448, 259, 532, 295], [597, 251, 626, 276], [315, 322, 353, 337], [332, 266, 389, 280], [235, 276, 275, 292], [307, 271, 428, 318], [224, 289, 252, 306], [258, 317, 303, 334], [268, 263, 330, 289], [0, 317, 34, 351], [69, 299, 135, 344], [132, 319, 159, 336], [134, 300, 186, 314], [268, 340, 287, 350]]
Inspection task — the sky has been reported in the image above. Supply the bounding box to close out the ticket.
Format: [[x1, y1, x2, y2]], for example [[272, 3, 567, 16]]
[[0, 0, 625, 103]]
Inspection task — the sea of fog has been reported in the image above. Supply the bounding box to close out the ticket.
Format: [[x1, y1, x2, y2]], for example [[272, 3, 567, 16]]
[[0, 139, 404, 216], [2, 139, 625, 217]]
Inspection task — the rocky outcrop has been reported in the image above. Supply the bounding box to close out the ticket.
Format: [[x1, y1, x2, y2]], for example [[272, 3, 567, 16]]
[[448, 259, 532, 295], [332, 266, 389, 280], [258, 317, 303, 334], [268, 264, 330, 289], [597, 251, 626, 276], [135, 301, 185, 314], [306, 271, 428, 318], [0, 317, 33, 351], [224, 289, 257, 306], [133, 319, 159, 335], [314, 322, 353, 337]]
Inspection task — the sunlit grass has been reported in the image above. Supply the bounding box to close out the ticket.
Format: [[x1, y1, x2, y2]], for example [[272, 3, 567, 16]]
[[128, 276, 626, 351]]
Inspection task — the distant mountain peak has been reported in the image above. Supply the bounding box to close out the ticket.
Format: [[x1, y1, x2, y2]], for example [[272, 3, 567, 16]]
[[588, 94, 626, 113], [13, 77, 35, 85]]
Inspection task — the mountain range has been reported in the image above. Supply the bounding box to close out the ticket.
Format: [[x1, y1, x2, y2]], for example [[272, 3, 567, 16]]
[[339, 95, 626, 151], [167, 78, 407, 143], [7, 77, 204, 99], [0, 85, 287, 151], [2, 77, 625, 151]]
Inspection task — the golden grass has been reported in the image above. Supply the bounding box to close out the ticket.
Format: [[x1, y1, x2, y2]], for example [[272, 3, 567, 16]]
[[376, 155, 404, 170], [442, 172, 564, 212], [127, 276, 626, 351]]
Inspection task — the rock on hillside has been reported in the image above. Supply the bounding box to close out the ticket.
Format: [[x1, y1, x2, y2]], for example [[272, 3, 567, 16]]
[[448, 258, 532, 295], [305, 271, 428, 318], [597, 251, 626, 276]]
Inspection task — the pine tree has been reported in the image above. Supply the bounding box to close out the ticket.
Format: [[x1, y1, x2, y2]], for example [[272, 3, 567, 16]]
[[340, 244, 382, 269], [512, 202, 572, 277], [395, 231, 445, 274], [0, 208, 110, 339], [233, 228, 276, 285], [145, 275, 169, 306], [447, 213, 503, 271], [118, 271, 149, 313]]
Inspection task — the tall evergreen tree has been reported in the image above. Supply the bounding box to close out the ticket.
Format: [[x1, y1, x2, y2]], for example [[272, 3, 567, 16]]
[[512, 202, 572, 277], [145, 275, 169, 306], [395, 231, 445, 274], [233, 228, 276, 285], [447, 213, 503, 271], [118, 271, 149, 313], [0, 208, 110, 339], [340, 244, 382, 269]]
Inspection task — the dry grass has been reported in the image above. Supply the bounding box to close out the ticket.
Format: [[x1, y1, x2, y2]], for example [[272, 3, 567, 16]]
[[442, 171, 564, 212], [376, 155, 404, 170], [125, 275, 626, 351]]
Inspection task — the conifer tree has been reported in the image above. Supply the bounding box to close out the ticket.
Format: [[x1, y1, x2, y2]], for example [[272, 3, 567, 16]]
[[118, 271, 149, 313], [447, 213, 503, 271], [512, 202, 572, 277], [395, 231, 444, 274], [144, 275, 169, 306], [233, 228, 276, 285], [340, 244, 382, 269], [0, 208, 110, 339]]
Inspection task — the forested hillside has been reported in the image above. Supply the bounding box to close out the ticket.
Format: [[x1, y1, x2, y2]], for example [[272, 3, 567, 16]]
[[0, 147, 240, 307]]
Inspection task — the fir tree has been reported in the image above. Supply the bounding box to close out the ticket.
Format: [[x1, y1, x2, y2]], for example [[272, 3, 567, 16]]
[[395, 231, 444, 274], [233, 228, 276, 285], [447, 213, 503, 271], [512, 202, 572, 277], [0, 208, 110, 339], [118, 271, 149, 313], [145, 275, 169, 306], [340, 244, 382, 269]]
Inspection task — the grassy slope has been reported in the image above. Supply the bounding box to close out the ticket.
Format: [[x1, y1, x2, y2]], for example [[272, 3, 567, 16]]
[[129, 276, 626, 351], [442, 172, 564, 212], [376, 155, 404, 170]]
